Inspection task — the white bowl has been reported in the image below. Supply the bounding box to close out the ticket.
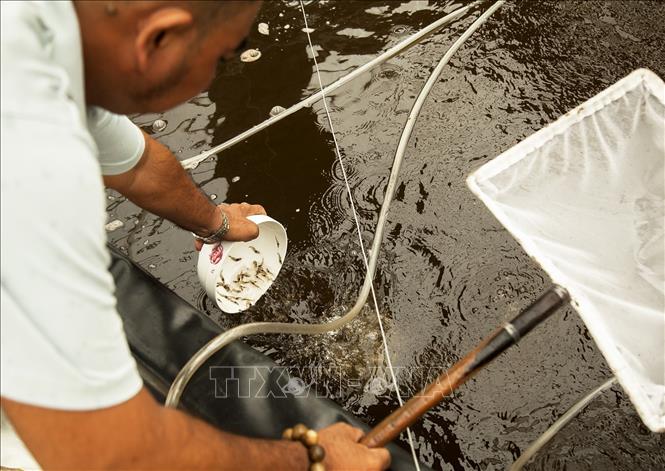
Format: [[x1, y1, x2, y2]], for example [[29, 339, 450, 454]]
[[197, 215, 287, 313]]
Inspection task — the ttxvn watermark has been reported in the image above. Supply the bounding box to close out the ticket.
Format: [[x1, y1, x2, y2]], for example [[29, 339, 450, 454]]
[[209, 365, 457, 400]]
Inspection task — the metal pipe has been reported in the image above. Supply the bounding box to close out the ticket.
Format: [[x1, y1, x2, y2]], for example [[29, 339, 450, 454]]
[[166, 0, 505, 409], [510, 376, 617, 470], [360, 285, 570, 448], [179, 1, 481, 170]]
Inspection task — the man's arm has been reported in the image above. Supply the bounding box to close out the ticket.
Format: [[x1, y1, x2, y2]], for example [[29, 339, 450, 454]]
[[2, 388, 390, 470], [104, 132, 264, 242]]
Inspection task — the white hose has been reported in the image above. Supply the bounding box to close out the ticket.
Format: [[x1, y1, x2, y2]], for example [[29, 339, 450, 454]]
[[179, 2, 481, 170], [510, 377, 617, 470], [166, 1, 505, 408]]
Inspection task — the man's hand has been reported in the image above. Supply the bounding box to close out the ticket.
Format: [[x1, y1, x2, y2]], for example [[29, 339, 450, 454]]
[[105, 132, 269, 247], [3, 390, 392, 470], [194, 202, 267, 251], [4, 389, 391, 471], [319, 423, 391, 471]]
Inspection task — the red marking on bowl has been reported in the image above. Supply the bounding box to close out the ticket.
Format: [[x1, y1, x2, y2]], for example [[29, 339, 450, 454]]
[[210, 244, 224, 265]]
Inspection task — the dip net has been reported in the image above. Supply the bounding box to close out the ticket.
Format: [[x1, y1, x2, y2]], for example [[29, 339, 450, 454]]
[[468, 68, 664, 433]]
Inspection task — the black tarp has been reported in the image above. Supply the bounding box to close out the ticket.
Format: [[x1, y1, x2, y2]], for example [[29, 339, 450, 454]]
[[109, 246, 426, 470]]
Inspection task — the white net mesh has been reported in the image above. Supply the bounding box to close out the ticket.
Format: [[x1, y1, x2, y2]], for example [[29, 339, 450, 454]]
[[468, 69, 665, 433]]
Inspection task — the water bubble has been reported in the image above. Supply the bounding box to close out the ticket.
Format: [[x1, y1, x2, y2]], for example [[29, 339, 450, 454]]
[[301, 27, 315, 34], [269, 105, 286, 117], [257, 22, 269, 35], [240, 49, 261, 63], [231, 176, 240, 183], [152, 119, 167, 132], [373, 63, 401, 81], [105, 219, 124, 232], [389, 25, 413, 38]]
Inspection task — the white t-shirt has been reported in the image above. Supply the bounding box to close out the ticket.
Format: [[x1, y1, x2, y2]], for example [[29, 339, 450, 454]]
[[1, 1, 145, 410]]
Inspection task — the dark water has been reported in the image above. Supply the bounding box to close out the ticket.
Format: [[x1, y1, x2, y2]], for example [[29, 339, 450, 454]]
[[108, 1, 665, 469]]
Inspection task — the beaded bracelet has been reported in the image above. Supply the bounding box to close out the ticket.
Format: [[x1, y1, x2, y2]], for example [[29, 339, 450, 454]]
[[282, 423, 326, 471]]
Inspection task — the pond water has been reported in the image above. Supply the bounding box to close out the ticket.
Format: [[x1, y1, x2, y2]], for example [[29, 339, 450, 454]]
[[107, 1, 665, 469]]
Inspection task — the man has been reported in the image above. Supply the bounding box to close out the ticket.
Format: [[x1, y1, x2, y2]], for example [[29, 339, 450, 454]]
[[0, 1, 391, 469]]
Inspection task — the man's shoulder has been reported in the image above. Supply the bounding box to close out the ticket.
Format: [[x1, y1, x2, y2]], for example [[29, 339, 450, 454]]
[[1, 1, 80, 68], [1, 1, 85, 124], [0, 0, 97, 172], [0, 2, 46, 83]]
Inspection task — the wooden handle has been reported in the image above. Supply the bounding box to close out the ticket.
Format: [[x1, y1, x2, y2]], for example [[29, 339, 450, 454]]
[[360, 333, 493, 448], [361, 287, 568, 448]]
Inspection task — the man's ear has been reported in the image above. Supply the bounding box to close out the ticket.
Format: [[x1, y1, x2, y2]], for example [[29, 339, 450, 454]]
[[135, 7, 194, 73]]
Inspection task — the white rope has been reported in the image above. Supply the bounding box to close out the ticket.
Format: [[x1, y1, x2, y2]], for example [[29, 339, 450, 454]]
[[165, 4, 506, 452], [179, 2, 480, 170], [297, 2, 421, 468]]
